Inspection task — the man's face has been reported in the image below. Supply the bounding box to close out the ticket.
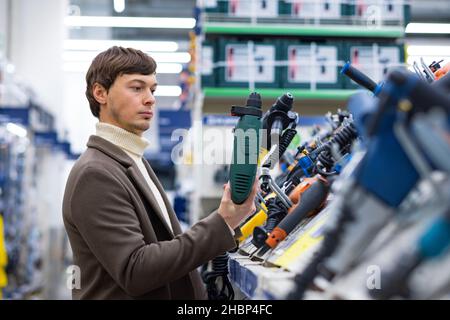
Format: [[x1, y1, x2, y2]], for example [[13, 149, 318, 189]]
[[99, 73, 157, 136]]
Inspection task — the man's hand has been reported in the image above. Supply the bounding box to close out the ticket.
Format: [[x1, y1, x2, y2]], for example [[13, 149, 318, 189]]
[[217, 180, 258, 230]]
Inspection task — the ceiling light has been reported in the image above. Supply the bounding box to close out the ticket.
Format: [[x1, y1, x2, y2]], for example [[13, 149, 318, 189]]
[[113, 0, 125, 13], [64, 16, 196, 29], [405, 23, 450, 34], [407, 46, 450, 57], [64, 39, 178, 52], [63, 51, 190, 63]]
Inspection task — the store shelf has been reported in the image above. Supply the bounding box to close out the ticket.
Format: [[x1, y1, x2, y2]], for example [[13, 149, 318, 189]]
[[204, 23, 405, 38], [203, 87, 357, 100]]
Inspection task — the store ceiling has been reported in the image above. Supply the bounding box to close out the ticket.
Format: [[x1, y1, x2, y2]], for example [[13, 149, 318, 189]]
[[68, 0, 196, 41], [65, 0, 197, 108]]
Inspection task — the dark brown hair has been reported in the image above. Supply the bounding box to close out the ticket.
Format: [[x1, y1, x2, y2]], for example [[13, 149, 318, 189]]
[[85, 46, 157, 118]]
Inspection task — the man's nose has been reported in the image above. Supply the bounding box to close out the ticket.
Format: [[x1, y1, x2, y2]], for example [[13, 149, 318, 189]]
[[144, 89, 155, 105]]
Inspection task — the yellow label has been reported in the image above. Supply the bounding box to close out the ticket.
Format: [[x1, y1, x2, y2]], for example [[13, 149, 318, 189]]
[[0, 269, 7, 288], [274, 213, 328, 269], [0, 215, 8, 289], [0, 216, 7, 267]]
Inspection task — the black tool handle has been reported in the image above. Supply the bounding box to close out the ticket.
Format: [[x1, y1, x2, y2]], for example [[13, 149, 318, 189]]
[[341, 61, 377, 93], [277, 178, 329, 235]]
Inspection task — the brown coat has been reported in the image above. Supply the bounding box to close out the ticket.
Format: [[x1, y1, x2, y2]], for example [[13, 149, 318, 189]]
[[62, 135, 236, 299]]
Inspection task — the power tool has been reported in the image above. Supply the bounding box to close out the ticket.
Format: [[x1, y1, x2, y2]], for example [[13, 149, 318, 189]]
[[250, 176, 319, 251], [434, 61, 450, 80], [283, 120, 358, 181], [413, 57, 450, 83], [260, 92, 298, 169], [244, 116, 358, 254], [288, 69, 450, 299], [203, 92, 263, 300], [372, 208, 450, 299], [237, 111, 357, 258], [236, 93, 298, 242], [229, 92, 263, 204], [254, 175, 330, 258], [370, 102, 450, 300]]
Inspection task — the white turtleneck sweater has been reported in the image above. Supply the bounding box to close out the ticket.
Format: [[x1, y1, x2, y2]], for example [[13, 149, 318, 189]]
[[95, 122, 173, 233]]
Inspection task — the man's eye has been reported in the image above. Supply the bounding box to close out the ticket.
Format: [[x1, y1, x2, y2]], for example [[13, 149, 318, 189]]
[[132, 87, 142, 92], [151, 89, 156, 94]]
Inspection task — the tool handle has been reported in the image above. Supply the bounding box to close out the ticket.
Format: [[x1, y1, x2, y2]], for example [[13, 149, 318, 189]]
[[267, 128, 297, 169], [341, 62, 377, 93], [419, 215, 450, 258], [238, 208, 268, 243], [230, 115, 260, 204], [270, 118, 284, 144], [266, 177, 329, 248]]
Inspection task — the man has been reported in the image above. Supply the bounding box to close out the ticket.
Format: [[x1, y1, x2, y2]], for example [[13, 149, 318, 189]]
[[62, 46, 257, 299]]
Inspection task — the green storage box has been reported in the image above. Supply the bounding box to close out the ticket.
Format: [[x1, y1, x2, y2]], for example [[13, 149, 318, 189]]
[[346, 0, 408, 26], [224, 0, 279, 18], [215, 38, 282, 88], [343, 42, 405, 89], [279, 0, 346, 22], [200, 41, 216, 88], [203, 0, 227, 13], [280, 40, 343, 89], [205, 0, 280, 17]]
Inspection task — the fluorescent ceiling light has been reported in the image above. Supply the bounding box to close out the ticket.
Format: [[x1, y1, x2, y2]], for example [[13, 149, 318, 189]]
[[156, 63, 183, 73], [405, 23, 450, 34], [7, 123, 27, 137], [64, 39, 178, 52], [63, 61, 183, 74], [114, 0, 125, 13], [64, 16, 196, 29], [407, 46, 450, 57], [154, 85, 182, 97], [63, 51, 191, 63]]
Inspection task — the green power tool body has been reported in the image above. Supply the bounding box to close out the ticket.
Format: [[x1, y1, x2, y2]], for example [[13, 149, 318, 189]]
[[229, 92, 263, 204]]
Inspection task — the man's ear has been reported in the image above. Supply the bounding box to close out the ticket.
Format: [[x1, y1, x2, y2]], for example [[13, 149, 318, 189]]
[[92, 83, 108, 105]]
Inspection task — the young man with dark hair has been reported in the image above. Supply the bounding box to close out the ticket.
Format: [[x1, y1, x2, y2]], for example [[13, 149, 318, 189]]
[[62, 46, 257, 299]]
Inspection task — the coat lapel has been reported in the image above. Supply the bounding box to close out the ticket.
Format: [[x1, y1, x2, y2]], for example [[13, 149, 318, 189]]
[[142, 159, 183, 235], [87, 135, 176, 238], [126, 165, 175, 238]]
